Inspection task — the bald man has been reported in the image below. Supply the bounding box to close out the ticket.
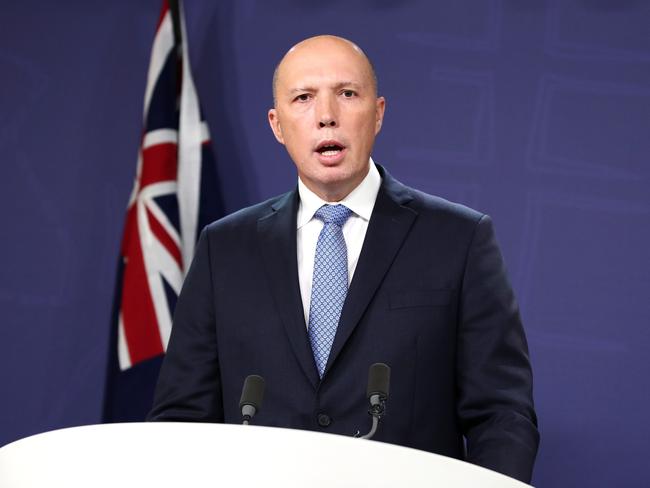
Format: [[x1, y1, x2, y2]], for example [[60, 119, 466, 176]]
[[149, 36, 539, 483]]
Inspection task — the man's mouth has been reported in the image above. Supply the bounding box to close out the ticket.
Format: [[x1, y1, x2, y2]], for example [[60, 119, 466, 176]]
[[316, 141, 345, 157]]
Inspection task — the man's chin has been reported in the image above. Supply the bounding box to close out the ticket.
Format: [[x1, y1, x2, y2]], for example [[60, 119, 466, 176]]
[[315, 167, 352, 185], [303, 169, 365, 201]]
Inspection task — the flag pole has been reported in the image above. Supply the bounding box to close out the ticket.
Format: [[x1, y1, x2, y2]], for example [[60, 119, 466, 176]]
[[168, 0, 182, 50]]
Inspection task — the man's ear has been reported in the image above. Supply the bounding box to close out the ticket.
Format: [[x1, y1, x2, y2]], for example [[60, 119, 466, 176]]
[[375, 97, 386, 134], [268, 109, 285, 144]]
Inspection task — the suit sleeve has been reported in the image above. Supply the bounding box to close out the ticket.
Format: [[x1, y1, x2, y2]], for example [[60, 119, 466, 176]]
[[147, 228, 224, 422], [457, 214, 539, 483]]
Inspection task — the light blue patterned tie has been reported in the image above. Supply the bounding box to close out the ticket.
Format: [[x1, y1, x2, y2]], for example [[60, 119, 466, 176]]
[[308, 204, 353, 378]]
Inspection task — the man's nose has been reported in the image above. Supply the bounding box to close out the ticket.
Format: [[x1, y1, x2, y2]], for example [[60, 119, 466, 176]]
[[317, 95, 338, 128], [319, 117, 337, 128]]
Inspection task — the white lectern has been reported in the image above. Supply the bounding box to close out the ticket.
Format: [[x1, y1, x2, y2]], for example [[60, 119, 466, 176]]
[[0, 423, 531, 487]]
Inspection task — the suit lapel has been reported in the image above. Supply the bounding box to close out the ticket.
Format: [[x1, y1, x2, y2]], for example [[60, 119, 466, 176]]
[[257, 190, 320, 389], [324, 170, 417, 377]]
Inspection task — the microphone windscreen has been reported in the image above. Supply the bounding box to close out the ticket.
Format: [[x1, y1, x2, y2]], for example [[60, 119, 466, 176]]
[[366, 363, 390, 399], [239, 374, 265, 410]]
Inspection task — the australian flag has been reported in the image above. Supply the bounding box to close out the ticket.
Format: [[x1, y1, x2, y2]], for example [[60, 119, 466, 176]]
[[103, 0, 223, 422]]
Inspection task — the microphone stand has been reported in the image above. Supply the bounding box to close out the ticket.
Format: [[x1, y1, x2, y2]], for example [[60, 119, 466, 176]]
[[358, 393, 387, 439]]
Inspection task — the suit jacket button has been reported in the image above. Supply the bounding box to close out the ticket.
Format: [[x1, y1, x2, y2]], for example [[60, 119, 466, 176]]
[[317, 413, 332, 427]]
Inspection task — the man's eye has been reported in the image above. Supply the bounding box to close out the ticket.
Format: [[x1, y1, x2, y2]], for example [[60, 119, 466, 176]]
[[295, 94, 311, 102], [342, 90, 356, 98]]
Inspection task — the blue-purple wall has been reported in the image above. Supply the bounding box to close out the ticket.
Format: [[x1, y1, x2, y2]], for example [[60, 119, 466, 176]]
[[2, 1, 649, 486]]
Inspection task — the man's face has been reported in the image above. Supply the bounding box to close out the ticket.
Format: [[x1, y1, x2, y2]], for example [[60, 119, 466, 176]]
[[268, 37, 385, 202]]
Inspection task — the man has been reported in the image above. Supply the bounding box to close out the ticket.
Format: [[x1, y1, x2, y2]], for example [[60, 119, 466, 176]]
[[149, 35, 539, 483]]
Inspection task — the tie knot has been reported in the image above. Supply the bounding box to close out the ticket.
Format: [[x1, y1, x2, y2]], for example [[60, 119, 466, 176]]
[[314, 204, 353, 227]]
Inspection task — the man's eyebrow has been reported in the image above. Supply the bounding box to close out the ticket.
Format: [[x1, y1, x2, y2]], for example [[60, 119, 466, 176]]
[[289, 87, 314, 94], [333, 81, 363, 90], [288, 82, 365, 94]]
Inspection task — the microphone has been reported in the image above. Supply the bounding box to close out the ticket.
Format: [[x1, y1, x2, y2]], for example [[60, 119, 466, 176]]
[[367, 362, 391, 409], [359, 363, 390, 439], [239, 374, 265, 425]]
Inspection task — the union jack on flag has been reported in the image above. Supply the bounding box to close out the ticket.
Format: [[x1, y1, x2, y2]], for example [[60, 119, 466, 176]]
[[108, 0, 222, 383]]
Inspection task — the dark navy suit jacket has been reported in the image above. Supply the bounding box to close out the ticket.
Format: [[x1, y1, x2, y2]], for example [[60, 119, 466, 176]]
[[148, 165, 539, 483]]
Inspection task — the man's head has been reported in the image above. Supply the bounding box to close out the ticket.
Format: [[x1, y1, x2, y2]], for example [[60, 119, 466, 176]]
[[268, 35, 385, 202]]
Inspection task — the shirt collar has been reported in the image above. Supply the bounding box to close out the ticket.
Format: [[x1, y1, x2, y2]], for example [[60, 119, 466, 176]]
[[297, 158, 381, 229]]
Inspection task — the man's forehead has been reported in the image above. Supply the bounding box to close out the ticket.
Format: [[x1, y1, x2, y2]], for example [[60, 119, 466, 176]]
[[272, 35, 377, 103], [278, 42, 371, 84], [281, 65, 368, 85], [282, 46, 366, 73]]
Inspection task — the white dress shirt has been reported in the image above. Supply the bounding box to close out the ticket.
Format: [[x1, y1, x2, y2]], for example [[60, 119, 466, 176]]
[[297, 160, 381, 328]]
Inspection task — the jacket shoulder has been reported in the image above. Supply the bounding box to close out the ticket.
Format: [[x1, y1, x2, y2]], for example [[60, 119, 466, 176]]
[[401, 189, 491, 252], [202, 190, 294, 235], [378, 163, 486, 226], [408, 188, 485, 224]]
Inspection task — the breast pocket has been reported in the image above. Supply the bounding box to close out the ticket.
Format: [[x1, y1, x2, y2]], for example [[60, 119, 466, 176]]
[[389, 289, 453, 310]]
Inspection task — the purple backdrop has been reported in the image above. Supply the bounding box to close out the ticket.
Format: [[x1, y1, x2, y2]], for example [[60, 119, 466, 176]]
[[2, 1, 649, 486]]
